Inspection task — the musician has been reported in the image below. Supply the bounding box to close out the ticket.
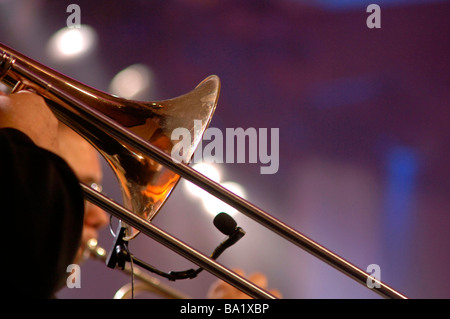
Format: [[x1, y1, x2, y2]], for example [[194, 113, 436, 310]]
[[0, 90, 89, 298], [0, 90, 280, 299]]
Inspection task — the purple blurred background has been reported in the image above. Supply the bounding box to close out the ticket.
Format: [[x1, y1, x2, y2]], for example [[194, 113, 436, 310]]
[[1, 0, 449, 299]]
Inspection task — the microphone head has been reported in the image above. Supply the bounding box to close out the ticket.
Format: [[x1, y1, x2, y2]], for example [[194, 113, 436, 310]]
[[213, 212, 237, 236]]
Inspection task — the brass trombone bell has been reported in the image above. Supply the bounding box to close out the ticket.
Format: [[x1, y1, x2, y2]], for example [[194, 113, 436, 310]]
[[0, 43, 219, 240], [0, 42, 408, 299]]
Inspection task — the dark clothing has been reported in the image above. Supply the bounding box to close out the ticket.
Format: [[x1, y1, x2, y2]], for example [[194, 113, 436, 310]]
[[0, 128, 84, 298]]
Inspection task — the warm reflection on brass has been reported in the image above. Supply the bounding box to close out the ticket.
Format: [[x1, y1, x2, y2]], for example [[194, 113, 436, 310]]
[[0, 42, 219, 240], [0, 42, 408, 299], [87, 239, 190, 299]]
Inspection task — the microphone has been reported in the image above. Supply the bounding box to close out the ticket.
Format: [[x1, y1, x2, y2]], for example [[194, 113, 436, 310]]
[[107, 212, 246, 281], [214, 212, 237, 235], [168, 212, 245, 280], [211, 212, 246, 258]]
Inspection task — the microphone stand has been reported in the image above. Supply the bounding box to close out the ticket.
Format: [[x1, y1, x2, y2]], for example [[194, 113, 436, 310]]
[[107, 215, 246, 282]]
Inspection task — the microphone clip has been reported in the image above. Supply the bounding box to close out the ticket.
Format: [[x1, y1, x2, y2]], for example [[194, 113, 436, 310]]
[[105, 212, 246, 282], [106, 223, 130, 270]]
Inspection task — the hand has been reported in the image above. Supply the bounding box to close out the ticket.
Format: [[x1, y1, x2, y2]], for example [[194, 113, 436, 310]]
[[206, 268, 282, 299], [0, 90, 59, 153]]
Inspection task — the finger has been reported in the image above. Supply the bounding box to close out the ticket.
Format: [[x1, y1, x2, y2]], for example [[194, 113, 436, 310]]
[[248, 272, 268, 288], [10, 90, 45, 107], [206, 269, 247, 299], [0, 94, 10, 109], [230, 268, 245, 277], [216, 268, 246, 288]]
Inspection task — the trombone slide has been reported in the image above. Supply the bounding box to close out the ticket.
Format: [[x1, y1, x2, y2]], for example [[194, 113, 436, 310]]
[[0, 42, 408, 299]]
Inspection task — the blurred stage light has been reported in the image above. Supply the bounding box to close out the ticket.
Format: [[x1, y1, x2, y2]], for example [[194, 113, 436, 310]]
[[183, 162, 246, 216], [183, 162, 221, 198], [47, 25, 97, 61], [109, 64, 153, 99], [201, 181, 246, 217]]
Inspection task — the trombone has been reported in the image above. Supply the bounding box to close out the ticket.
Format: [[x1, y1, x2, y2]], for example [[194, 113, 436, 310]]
[[0, 42, 407, 299], [87, 238, 191, 299]]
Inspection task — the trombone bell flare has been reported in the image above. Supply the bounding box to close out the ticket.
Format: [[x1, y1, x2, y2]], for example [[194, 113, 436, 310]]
[[0, 42, 408, 299], [0, 42, 220, 240]]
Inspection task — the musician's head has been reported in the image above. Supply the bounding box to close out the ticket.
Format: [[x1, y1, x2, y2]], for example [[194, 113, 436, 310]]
[[57, 124, 109, 264]]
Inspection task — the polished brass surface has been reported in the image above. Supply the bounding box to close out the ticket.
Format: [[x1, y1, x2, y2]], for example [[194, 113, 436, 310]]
[[0, 43, 219, 239], [87, 239, 191, 299], [0, 42, 408, 299]]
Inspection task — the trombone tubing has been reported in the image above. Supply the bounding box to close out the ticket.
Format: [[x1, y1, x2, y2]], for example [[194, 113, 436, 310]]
[[51, 82, 406, 300], [77, 103, 407, 299], [89, 241, 191, 299], [82, 184, 276, 299], [3, 48, 407, 299]]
